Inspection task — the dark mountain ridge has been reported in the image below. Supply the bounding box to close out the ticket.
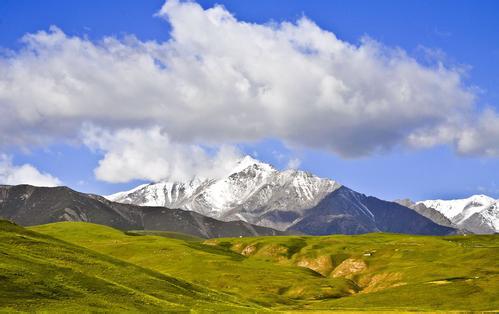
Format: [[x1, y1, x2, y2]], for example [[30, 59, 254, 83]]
[[289, 186, 456, 236], [0, 184, 289, 238]]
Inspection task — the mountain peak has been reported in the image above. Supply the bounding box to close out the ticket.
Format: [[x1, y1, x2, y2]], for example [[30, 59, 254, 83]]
[[420, 194, 495, 204], [230, 155, 275, 174], [417, 194, 498, 234], [466, 194, 496, 203], [107, 154, 344, 230]]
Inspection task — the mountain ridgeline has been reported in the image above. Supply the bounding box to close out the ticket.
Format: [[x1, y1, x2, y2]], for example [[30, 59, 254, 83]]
[[4, 156, 482, 237], [0, 184, 289, 238], [398, 195, 499, 234], [108, 156, 456, 236]]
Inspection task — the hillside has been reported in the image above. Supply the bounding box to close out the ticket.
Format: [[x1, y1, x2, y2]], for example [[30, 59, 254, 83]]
[[32, 222, 499, 312], [210, 233, 499, 311], [31, 222, 355, 308], [0, 220, 257, 312], [0, 184, 289, 238]]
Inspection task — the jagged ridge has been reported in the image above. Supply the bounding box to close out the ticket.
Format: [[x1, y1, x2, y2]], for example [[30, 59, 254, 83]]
[[417, 195, 499, 234], [0, 184, 290, 238], [108, 156, 455, 235]]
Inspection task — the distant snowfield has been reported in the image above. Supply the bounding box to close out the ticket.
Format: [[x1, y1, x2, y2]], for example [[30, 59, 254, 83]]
[[419, 195, 499, 234]]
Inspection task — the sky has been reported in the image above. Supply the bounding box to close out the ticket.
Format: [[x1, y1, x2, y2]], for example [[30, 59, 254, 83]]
[[0, 0, 498, 201]]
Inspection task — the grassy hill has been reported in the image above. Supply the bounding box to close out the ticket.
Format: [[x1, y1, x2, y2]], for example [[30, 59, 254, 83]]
[[208, 233, 499, 311], [31, 222, 355, 309], [0, 220, 258, 312], [30, 222, 499, 312]]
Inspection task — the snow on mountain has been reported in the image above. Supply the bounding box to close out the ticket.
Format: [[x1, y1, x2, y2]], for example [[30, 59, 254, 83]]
[[418, 195, 499, 234], [107, 155, 456, 235], [107, 155, 341, 230]]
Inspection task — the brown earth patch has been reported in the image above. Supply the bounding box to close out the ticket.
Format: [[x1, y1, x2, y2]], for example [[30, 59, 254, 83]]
[[330, 258, 367, 278], [241, 244, 258, 256], [359, 272, 404, 293], [296, 255, 334, 276]]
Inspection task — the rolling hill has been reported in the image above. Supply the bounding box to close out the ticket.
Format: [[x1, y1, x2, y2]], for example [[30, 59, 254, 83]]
[[0, 220, 257, 312], [30, 221, 499, 312]]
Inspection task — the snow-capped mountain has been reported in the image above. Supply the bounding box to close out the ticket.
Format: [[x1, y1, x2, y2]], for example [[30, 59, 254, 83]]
[[108, 156, 455, 236], [417, 195, 499, 234], [108, 156, 341, 230]]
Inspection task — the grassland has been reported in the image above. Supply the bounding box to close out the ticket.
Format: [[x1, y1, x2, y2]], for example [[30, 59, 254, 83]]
[[27, 221, 499, 312], [0, 220, 259, 312], [209, 233, 499, 311]]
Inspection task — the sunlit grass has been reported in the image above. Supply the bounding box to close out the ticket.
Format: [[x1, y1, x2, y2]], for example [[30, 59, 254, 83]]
[[7, 221, 497, 312]]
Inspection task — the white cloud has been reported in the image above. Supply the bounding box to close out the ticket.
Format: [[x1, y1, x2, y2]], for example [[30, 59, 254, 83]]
[[0, 0, 497, 183], [0, 155, 61, 187], [287, 157, 301, 170], [82, 125, 242, 182], [455, 109, 499, 157]]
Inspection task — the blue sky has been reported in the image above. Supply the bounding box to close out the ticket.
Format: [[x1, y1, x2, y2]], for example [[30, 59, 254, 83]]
[[0, 0, 498, 201]]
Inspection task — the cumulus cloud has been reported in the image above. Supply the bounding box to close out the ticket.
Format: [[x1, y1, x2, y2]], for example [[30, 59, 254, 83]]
[[456, 109, 499, 157], [0, 155, 61, 187], [287, 158, 301, 170], [82, 125, 243, 182], [0, 0, 497, 182]]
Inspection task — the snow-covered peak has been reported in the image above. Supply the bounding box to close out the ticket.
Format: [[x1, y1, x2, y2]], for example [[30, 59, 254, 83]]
[[468, 194, 496, 204], [418, 194, 499, 233], [464, 194, 495, 204], [229, 155, 276, 175], [419, 194, 496, 220], [106, 155, 342, 231]]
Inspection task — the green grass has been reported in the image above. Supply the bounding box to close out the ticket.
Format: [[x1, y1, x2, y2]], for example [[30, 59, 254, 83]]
[[31, 222, 355, 309], [209, 233, 499, 311], [124, 230, 203, 242], [0, 220, 258, 312], [18, 221, 499, 312]]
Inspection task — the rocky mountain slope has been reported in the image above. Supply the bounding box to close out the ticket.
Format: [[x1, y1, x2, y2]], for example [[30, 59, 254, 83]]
[[395, 199, 455, 228], [109, 156, 455, 235], [416, 195, 499, 234], [108, 156, 341, 231], [0, 184, 289, 238], [291, 186, 455, 235]]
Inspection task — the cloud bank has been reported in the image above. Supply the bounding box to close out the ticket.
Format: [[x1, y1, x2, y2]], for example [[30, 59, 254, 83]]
[[0, 155, 61, 187], [0, 0, 497, 182], [82, 126, 242, 182]]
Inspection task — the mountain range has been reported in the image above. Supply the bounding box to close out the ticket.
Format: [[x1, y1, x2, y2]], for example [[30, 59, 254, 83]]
[[3, 156, 496, 236], [108, 156, 455, 235], [0, 184, 289, 238]]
